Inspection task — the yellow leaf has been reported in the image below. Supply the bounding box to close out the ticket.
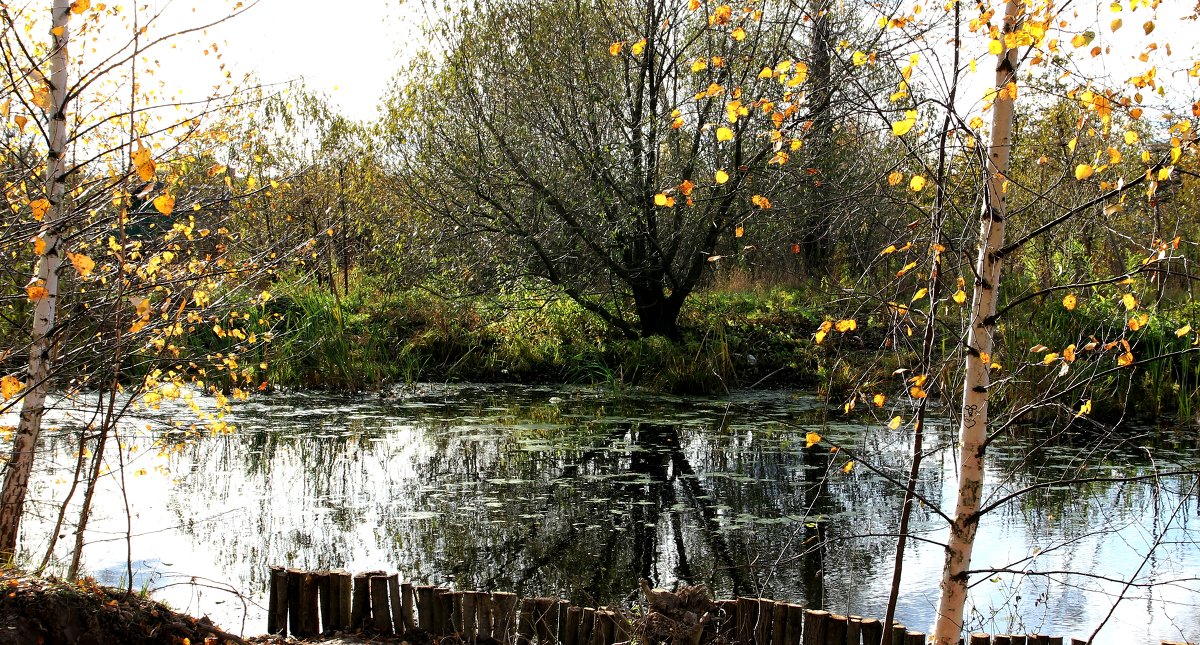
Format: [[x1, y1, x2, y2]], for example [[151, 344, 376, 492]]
[[1122, 293, 1137, 311], [33, 237, 45, 255], [14, 115, 28, 132], [1043, 353, 1059, 365], [1117, 351, 1134, 367], [679, 179, 694, 196], [852, 51, 869, 66], [1063, 293, 1077, 310], [27, 285, 48, 301], [908, 175, 926, 192], [69, 0, 90, 13], [873, 394, 886, 407], [792, 62, 808, 84], [1075, 164, 1094, 181], [735, 225, 744, 238], [132, 144, 156, 181], [1176, 324, 1192, 337], [31, 88, 51, 111], [896, 261, 917, 277], [715, 169, 729, 184], [731, 27, 746, 41], [716, 126, 734, 142], [1110, 18, 1122, 31], [887, 171, 903, 186], [888, 416, 902, 430], [631, 38, 647, 56], [909, 386, 927, 399], [691, 58, 707, 73], [911, 288, 927, 302], [68, 252, 95, 277], [758, 66, 773, 78], [153, 194, 175, 215], [1, 375, 24, 400], [1143, 21, 1154, 35], [880, 244, 897, 255], [609, 42, 623, 56], [1076, 399, 1092, 417], [989, 39, 1003, 55], [751, 194, 771, 209], [805, 432, 822, 448], [1063, 344, 1076, 363], [834, 319, 857, 332], [892, 110, 917, 136], [30, 198, 50, 221], [844, 399, 855, 414], [842, 461, 855, 474]]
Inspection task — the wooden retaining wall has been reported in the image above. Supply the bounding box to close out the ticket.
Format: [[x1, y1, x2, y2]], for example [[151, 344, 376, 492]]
[[265, 567, 1158, 645]]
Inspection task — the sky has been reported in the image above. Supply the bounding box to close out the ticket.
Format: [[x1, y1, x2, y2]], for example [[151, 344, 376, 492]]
[[138, 0, 421, 122]]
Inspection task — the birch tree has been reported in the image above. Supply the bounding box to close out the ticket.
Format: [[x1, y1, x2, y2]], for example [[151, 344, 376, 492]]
[[0, 0, 276, 566]]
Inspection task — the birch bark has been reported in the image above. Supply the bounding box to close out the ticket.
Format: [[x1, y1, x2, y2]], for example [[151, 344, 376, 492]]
[[0, 0, 72, 561], [931, 1, 1022, 641]]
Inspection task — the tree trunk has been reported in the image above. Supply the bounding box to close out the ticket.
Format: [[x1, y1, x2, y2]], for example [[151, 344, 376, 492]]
[[632, 286, 684, 339], [0, 0, 71, 562], [931, 2, 1021, 642]]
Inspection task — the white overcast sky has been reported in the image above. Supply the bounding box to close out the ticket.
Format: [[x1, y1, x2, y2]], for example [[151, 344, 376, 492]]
[[95, 0, 1198, 125]]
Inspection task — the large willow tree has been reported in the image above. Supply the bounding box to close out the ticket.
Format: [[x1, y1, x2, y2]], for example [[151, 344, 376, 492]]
[[389, 0, 867, 338]]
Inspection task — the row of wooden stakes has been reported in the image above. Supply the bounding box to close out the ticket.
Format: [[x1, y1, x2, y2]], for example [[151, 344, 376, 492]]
[[267, 568, 1094, 645]]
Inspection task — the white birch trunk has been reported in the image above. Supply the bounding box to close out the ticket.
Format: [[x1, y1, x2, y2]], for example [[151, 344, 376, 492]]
[[0, 0, 72, 560], [931, 1, 1022, 642]]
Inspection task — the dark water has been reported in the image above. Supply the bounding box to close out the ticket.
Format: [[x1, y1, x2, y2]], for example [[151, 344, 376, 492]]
[[17, 384, 1200, 643]]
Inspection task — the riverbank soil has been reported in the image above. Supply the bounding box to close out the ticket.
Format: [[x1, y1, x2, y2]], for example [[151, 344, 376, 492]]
[[0, 569, 247, 645]]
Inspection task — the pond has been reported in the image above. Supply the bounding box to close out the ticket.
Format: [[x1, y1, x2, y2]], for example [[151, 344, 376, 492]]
[[15, 384, 1200, 643]]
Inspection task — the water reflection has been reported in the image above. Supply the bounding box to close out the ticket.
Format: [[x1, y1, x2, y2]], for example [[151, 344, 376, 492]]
[[14, 384, 1200, 644]]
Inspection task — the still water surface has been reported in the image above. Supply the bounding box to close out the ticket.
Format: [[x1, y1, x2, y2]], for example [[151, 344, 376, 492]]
[[18, 384, 1200, 643]]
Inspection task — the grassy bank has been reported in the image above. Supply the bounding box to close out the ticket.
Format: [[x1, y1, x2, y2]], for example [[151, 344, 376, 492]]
[[250, 275, 824, 394]]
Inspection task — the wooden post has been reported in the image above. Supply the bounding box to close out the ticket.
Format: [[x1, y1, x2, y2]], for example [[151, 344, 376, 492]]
[[1047, 638, 1062, 645], [1069, 638, 1086, 645], [332, 570, 352, 631], [905, 632, 925, 645], [372, 574, 394, 634], [477, 592, 494, 640], [786, 604, 805, 645], [579, 607, 596, 645], [1008, 637, 1027, 645], [302, 572, 320, 636], [417, 586, 436, 632], [518, 597, 538, 645], [858, 618, 882, 645], [773, 601, 789, 645], [287, 569, 304, 637], [557, 600, 572, 645], [846, 616, 862, 645], [968, 634, 991, 645], [565, 606, 582, 645], [825, 614, 847, 645], [890, 624, 906, 645], [993, 636, 1012, 645], [268, 566, 288, 637], [534, 598, 557, 645], [463, 592, 479, 640], [401, 582, 416, 633], [494, 592, 519, 643], [802, 610, 829, 645], [1028, 636, 1049, 645], [452, 591, 465, 634], [714, 600, 737, 641], [317, 571, 332, 633], [737, 598, 758, 645], [389, 575, 404, 635], [595, 610, 616, 645], [756, 599, 774, 645], [439, 588, 456, 635], [351, 573, 371, 631]]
